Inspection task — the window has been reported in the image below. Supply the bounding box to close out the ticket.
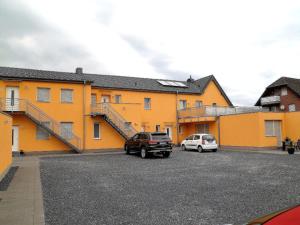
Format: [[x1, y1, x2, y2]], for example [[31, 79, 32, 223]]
[[179, 125, 183, 134], [194, 135, 200, 140], [281, 87, 287, 96], [140, 133, 149, 140], [186, 135, 194, 140], [288, 104, 296, 112], [124, 122, 131, 130], [60, 122, 73, 139], [179, 100, 187, 110], [115, 95, 121, 104], [91, 94, 97, 106], [144, 98, 151, 110], [93, 123, 100, 139], [212, 103, 217, 107], [195, 124, 209, 133], [61, 89, 73, 103], [195, 101, 202, 108], [37, 88, 50, 102], [36, 121, 50, 140], [155, 125, 160, 132], [265, 120, 281, 136]]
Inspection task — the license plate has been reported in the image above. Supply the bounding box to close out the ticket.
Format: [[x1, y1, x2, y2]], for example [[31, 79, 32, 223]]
[[160, 142, 166, 145]]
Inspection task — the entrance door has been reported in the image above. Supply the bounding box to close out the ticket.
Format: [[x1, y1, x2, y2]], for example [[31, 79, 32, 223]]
[[165, 126, 172, 140], [6, 87, 19, 111], [101, 95, 110, 103], [274, 121, 282, 147], [12, 126, 19, 152]]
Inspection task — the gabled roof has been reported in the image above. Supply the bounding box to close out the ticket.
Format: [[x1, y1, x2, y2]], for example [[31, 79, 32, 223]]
[[255, 76, 300, 106], [0, 66, 232, 105]]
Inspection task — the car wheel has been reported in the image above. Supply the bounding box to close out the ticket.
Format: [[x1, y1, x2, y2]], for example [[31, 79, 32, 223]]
[[181, 145, 186, 151], [141, 147, 148, 159], [198, 146, 204, 153], [212, 148, 218, 152], [125, 145, 130, 155], [162, 151, 170, 158]]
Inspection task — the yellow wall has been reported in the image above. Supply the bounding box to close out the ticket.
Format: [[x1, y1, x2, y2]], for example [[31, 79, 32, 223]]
[[0, 113, 12, 177], [220, 112, 285, 148], [285, 111, 300, 142]]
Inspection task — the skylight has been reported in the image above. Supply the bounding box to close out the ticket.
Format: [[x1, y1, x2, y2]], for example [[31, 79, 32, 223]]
[[157, 80, 187, 87]]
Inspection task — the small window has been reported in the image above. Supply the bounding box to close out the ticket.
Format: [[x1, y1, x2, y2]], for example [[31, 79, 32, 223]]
[[179, 100, 187, 110], [155, 125, 160, 132], [91, 94, 97, 106], [194, 135, 200, 140], [288, 104, 296, 112], [124, 122, 131, 130], [60, 122, 73, 139], [37, 88, 50, 102], [36, 121, 50, 140], [93, 123, 100, 139], [61, 89, 73, 103], [281, 87, 287, 96], [265, 120, 281, 136], [115, 95, 122, 104], [212, 103, 217, 107], [179, 125, 183, 134], [144, 98, 151, 110], [195, 101, 202, 108]]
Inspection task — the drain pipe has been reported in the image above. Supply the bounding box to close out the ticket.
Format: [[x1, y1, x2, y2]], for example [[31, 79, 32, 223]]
[[176, 90, 179, 146], [83, 80, 87, 151]]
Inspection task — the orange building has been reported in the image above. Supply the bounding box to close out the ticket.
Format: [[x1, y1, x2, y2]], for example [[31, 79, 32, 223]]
[[0, 66, 233, 153]]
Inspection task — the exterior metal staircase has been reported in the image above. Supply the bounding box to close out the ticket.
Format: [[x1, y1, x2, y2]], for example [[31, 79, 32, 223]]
[[91, 103, 137, 140], [0, 98, 82, 153]]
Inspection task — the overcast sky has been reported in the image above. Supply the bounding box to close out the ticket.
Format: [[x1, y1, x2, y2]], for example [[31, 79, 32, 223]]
[[1, 0, 300, 105]]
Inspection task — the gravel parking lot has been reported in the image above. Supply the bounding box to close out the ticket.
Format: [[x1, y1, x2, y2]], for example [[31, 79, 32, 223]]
[[40, 150, 300, 225]]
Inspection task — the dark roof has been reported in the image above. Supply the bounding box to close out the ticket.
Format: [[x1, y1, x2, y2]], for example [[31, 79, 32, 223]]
[[255, 76, 300, 105], [0, 66, 232, 105], [0, 66, 91, 83]]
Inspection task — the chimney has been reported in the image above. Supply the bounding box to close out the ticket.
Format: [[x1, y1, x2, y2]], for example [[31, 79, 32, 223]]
[[187, 75, 194, 83], [75, 67, 83, 74]]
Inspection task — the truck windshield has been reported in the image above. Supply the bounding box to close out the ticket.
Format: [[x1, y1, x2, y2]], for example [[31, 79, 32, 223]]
[[151, 133, 170, 141]]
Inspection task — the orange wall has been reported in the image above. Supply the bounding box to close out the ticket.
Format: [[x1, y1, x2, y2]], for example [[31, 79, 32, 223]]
[[220, 112, 285, 148], [285, 111, 300, 142], [0, 113, 12, 177]]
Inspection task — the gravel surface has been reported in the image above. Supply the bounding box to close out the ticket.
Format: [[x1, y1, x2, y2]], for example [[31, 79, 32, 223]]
[[40, 150, 300, 225]]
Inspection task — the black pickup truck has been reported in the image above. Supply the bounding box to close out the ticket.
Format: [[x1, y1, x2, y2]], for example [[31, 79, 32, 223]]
[[124, 132, 172, 158]]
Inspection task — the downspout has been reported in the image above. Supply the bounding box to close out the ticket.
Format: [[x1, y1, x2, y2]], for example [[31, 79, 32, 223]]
[[83, 80, 87, 151], [176, 91, 179, 146], [217, 116, 221, 148]]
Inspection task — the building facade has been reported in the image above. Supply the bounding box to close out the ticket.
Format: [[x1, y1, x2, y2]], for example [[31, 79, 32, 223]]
[[0, 66, 232, 153]]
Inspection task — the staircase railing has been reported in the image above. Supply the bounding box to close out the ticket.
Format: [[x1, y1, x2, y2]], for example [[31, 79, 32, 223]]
[[0, 98, 82, 152], [91, 103, 138, 139]]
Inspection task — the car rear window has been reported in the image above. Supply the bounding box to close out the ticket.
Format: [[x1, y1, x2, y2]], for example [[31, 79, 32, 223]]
[[202, 135, 215, 141], [151, 133, 170, 141]]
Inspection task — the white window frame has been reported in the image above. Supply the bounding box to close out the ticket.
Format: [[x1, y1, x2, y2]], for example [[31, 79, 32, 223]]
[[61, 89, 73, 103], [281, 87, 288, 96], [93, 123, 101, 139], [115, 95, 122, 104], [36, 121, 50, 140], [288, 104, 296, 112], [37, 88, 50, 102], [144, 98, 151, 110], [265, 120, 280, 137]]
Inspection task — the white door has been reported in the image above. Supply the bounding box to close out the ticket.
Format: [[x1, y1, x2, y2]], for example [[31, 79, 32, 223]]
[[101, 96, 110, 103], [165, 126, 172, 139], [12, 126, 19, 152], [6, 87, 19, 111]]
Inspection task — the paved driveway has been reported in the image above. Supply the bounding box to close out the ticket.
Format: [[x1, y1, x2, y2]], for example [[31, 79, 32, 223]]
[[40, 150, 300, 225]]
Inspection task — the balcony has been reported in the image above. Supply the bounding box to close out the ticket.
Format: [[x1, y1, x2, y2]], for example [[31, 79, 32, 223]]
[[260, 96, 281, 105], [178, 105, 266, 122]]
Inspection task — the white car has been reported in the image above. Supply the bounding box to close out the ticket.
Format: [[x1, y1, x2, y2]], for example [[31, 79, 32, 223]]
[[181, 133, 218, 152]]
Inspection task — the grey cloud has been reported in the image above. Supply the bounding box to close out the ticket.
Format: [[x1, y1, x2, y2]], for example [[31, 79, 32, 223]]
[[121, 34, 188, 80], [0, 0, 103, 73], [95, 1, 114, 25]]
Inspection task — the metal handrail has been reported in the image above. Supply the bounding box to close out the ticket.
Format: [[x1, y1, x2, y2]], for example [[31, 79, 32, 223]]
[[178, 105, 267, 118], [0, 98, 82, 150], [91, 103, 138, 138]]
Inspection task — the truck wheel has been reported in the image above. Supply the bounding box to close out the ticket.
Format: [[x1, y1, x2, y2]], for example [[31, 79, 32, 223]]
[[163, 151, 170, 158], [125, 145, 130, 155], [198, 146, 204, 153], [141, 147, 148, 159]]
